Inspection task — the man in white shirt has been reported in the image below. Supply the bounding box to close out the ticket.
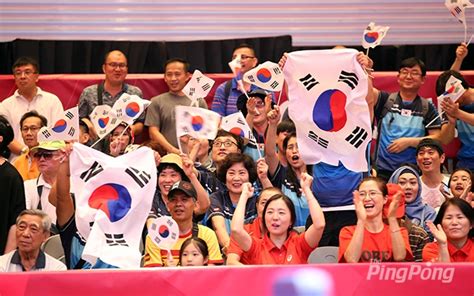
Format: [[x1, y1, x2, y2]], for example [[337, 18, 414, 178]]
[[0, 57, 64, 160], [0, 209, 66, 271], [416, 138, 450, 210], [24, 141, 66, 234]]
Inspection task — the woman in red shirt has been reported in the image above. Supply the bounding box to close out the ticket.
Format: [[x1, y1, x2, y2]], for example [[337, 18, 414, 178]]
[[230, 173, 325, 264], [423, 198, 474, 262], [339, 176, 413, 262]]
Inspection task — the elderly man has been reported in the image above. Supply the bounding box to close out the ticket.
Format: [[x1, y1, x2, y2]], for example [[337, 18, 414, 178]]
[[24, 141, 66, 234], [0, 209, 66, 271], [0, 57, 64, 160], [13, 111, 48, 181], [78, 50, 144, 142]]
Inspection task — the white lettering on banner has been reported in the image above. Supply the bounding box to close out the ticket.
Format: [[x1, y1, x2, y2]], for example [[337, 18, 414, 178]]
[[367, 262, 455, 284]]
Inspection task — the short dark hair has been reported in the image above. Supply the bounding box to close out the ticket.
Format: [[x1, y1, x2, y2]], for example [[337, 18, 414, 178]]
[[213, 129, 244, 152], [399, 57, 426, 77], [257, 187, 283, 204], [277, 120, 296, 135], [261, 194, 296, 236], [233, 43, 256, 57], [179, 237, 209, 266], [19, 111, 48, 129], [435, 70, 470, 97], [0, 115, 14, 157], [103, 50, 127, 64], [434, 198, 474, 238], [12, 56, 39, 73], [79, 118, 89, 134], [358, 176, 388, 197], [217, 153, 257, 184], [164, 58, 190, 73]]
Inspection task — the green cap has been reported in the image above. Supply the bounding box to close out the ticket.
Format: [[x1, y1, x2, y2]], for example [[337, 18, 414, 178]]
[[30, 140, 66, 154]]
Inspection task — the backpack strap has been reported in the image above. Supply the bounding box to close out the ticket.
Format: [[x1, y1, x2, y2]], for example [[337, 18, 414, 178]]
[[97, 82, 104, 106], [191, 222, 199, 238], [420, 98, 429, 118], [223, 80, 232, 102]]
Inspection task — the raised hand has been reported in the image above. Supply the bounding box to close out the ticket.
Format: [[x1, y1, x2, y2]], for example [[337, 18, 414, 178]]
[[256, 158, 269, 180], [266, 106, 280, 126], [278, 52, 288, 70], [300, 172, 314, 191], [353, 190, 367, 222], [241, 182, 254, 199], [180, 153, 196, 177], [426, 221, 447, 245]]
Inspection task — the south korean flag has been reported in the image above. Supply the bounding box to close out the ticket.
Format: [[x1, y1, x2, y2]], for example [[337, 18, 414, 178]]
[[283, 49, 371, 172], [175, 105, 221, 140], [182, 69, 216, 105], [243, 61, 284, 92]]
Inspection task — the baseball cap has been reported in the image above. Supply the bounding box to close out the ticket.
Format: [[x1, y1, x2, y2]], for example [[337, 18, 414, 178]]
[[416, 138, 444, 155], [383, 183, 406, 219], [30, 140, 66, 154], [168, 181, 197, 200], [236, 88, 270, 117]]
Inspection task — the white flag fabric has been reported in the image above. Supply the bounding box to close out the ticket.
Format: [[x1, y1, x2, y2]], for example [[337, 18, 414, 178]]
[[148, 216, 179, 250], [228, 54, 242, 76], [243, 61, 284, 92], [445, 0, 472, 24], [283, 49, 371, 172], [220, 111, 254, 140], [38, 106, 80, 142], [436, 75, 466, 114], [362, 22, 390, 49], [182, 70, 216, 104], [175, 105, 221, 140], [90, 105, 121, 140], [111, 93, 150, 126], [70, 143, 156, 268]]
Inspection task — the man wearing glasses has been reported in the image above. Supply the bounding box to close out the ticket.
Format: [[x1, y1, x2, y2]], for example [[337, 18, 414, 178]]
[[211, 44, 260, 116], [78, 50, 144, 144], [372, 57, 453, 181], [0, 57, 64, 161], [13, 111, 48, 181]]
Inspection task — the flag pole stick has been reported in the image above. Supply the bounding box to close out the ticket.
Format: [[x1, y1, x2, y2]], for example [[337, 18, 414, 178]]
[[425, 111, 443, 128], [467, 34, 474, 46], [464, 23, 468, 44], [366, 48, 370, 57], [276, 91, 283, 106], [90, 137, 102, 148]]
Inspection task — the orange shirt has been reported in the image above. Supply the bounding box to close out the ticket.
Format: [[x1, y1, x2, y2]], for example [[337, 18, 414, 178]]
[[338, 224, 413, 263], [422, 238, 474, 262], [13, 154, 39, 181], [228, 217, 263, 264], [243, 230, 314, 265]]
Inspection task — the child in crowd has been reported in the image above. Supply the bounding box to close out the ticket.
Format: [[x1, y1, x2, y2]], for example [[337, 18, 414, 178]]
[[179, 237, 209, 267]]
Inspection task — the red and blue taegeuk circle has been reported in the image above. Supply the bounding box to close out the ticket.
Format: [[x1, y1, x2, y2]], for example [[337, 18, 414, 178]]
[[312, 89, 347, 132], [256, 68, 272, 83], [364, 32, 379, 43], [88, 183, 132, 222], [52, 119, 67, 133], [125, 102, 140, 118]]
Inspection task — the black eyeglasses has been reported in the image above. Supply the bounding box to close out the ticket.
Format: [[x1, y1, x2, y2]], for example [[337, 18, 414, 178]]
[[33, 151, 55, 160], [106, 62, 127, 69]]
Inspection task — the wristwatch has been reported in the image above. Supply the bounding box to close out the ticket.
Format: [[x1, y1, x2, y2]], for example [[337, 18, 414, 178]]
[[21, 146, 28, 155]]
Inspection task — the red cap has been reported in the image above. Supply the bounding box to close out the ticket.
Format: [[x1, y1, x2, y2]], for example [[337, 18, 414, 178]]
[[383, 183, 406, 219]]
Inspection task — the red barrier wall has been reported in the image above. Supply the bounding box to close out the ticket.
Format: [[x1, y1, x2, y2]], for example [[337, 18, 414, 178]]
[[0, 263, 472, 296]]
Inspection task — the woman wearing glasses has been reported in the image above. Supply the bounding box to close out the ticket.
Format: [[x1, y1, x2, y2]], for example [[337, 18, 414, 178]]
[[338, 176, 413, 262]]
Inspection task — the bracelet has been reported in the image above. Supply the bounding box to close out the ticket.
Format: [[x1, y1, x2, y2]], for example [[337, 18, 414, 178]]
[[391, 228, 401, 233]]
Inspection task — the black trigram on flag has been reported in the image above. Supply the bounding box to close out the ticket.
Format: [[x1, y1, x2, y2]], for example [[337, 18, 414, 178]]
[[272, 67, 281, 75], [270, 81, 279, 89], [65, 111, 74, 120], [196, 76, 202, 83], [125, 167, 151, 188], [189, 87, 196, 96], [236, 117, 245, 125], [115, 109, 123, 118], [299, 74, 319, 91], [68, 127, 75, 136], [454, 6, 462, 14], [202, 83, 211, 92], [105, 233, 128, 247], [308, 131, 329, 149], [80, 161, 104, 182], [247, 75, 256, 83], [338, 71, 359, 90], [42, 129, 51, 138], [345, 126, 368, 148]]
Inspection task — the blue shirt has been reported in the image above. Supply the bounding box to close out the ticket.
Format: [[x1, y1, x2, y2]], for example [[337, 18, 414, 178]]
[[457, 103, 474, 170]]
